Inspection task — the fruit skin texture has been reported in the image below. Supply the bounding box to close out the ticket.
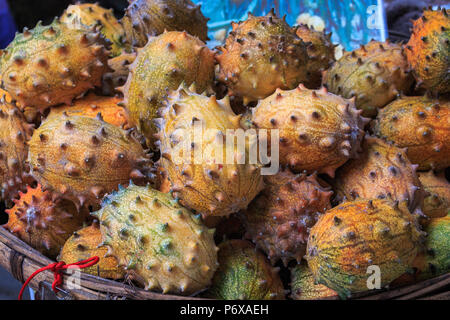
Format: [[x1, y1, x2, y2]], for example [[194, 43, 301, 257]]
[[242, 169, 333, 266], [156, 86, 263, 218], [306, 199, 425, 299], [3, 184, 89, 259], [333, 137, 425, 217], [323, 40, 414, 118], [91, 184, 218, 295], [418, 171, 450, 219], [102, 51, 136, 96], [295, 24, 336, 89], [374, 96, 450, 171], [58, 223, 125, 280], [405, 9, 449, 94], [0, 98, 34, 202], [216, 11, 308, 105], [0, 19, 109, 111], [290, 262, 337, 300], [28, 114, 152, 209], [48, 93, 129, 129], [60, 3, 130, 57], [123, 31, 214, 147], [251, 85, 368, 177], [205, 240, 285, 300], [121, 0, 209, 48]]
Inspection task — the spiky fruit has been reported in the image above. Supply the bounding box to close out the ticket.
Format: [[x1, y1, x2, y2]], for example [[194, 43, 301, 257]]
[[242, 169, 333, 266], [102, 51, 136, 96], [58, 223, 125, 280], [28, 114, 153, 209], [374, 96, 450, 171], [216, 11, 308, 105], [155, 166, 171, 193], [306, 199, 425, 299], [3, 184, 88, 258], [418, 171, 450, 219], [0, 98, 34, 202], [251, 85, 368, 177], [0, 88, 12, 103], [123, 31, 215, 147], [121, 0, 209, 48], [323, 40, 414, 117], [156, 86, 263, 218], [91, 184, 218, 295], [205, 240, 285, 300], [48, 93, 129, 129], [60, 3, 130, 57], [290, 262, 337, 300], [333, 136, 425, 217], [295, 24, 336, 89], [0, 19, 110, 111], [405, 9, 449, 94]]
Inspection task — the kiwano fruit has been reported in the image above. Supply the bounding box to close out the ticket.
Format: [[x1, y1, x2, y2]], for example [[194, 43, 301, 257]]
[[333, 136, 425, 217], [205, 240, 285, 300], [122, 31, 214, 147], [92, 184, 218, 295], [0, 97, 34, 202], [58, 223, 125, 280], [48, 93, 129, 129], [102, 51, 136, 96], [323, 40, 414, 117], [290, 262, 337, 300], [28, 114, 153, 209], [405, 8, 450, 94], [0, 19, 109, 111], [242, 169, 333, 266], [251, 85, 368, 177], [374, 96, 450, 171], [121, 0, 209, 48], [295, 24, 336, 89], [418, 171, 450, 220], [306, 199, 425, 299], [156, 85, 263, 218], [216, 10, 308, 105], [3, 184, 89, 258], [60, 3, 130, 57]]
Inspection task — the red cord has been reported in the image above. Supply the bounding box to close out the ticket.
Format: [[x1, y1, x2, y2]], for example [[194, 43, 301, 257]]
[[18, 256, 99, 300]]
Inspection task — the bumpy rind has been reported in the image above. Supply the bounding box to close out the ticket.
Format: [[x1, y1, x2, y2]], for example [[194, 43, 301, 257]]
[[290, 262, 337, 300], [418, 171, 450, 220]]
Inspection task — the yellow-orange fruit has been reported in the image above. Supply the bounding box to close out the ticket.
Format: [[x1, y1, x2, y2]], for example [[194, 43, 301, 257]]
[[418, 171, 450, 220]]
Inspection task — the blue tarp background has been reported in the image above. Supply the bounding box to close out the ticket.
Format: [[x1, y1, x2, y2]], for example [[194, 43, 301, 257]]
[[0, 0, 16, 49]]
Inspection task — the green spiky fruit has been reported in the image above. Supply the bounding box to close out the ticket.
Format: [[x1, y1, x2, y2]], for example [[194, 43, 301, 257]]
[[405, 8, 450, 94], [28, 114, 153, 210], [123, 31, 214, 147], [418, 171, 450, 220], [205, 240, 285, 300], [295, 24, 336, 89], [60, 3, 131, 57], [290, 262, 337, 300], [0, 19, 109, 111], [333, 136, 426, 217], [156, 85, 263, 218], [92, 184, 218, 295], [374, 96, 450, 171], [251, 85, 368, 177], [323, 40, 414, 117], [242, 169, 333, 266], [216, 10, 308, 105], [306, 199, 425, 299], [121, 0, 209, 48]]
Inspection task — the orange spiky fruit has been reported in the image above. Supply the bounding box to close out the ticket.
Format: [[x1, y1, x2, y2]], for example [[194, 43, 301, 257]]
[[418, 171, 450, 220]]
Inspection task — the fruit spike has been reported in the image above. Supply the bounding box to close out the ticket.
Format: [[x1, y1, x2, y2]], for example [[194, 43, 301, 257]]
[[3, 184, 89, 259], [242, 168, 333, 266], [306, 198, 425, 299], [251, 85, 369, 177], [27, 114, 154, 210], [123, 31, 215, 148], [0, 18, 110, 111], [102, 50, 136, 96], [418, 171, 450, 220], [91, 184, 218, 295], [322, 40, 414, 118], [121, 0, 209, 48], [156, 84, 263, 218], [216, 10, 309, 105]]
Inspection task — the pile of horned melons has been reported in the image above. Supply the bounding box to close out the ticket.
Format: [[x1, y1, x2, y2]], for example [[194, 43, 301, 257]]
[[0, 1, 448, 300]]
